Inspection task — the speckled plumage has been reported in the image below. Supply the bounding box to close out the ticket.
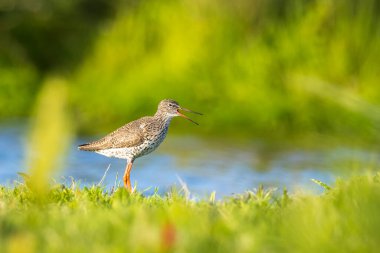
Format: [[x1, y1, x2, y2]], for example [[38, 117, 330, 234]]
[[78, 99, 201, 191], [84, 116, 172, 161], [79, 107, 173, 161]]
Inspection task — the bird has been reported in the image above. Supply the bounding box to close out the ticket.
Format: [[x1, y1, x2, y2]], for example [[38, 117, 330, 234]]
[[78, 99, 202, 192]]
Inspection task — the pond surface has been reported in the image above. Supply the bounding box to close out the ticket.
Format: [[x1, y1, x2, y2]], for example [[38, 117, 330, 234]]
[[0, 126, 379, 198]]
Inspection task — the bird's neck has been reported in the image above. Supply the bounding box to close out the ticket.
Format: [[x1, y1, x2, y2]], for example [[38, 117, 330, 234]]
[[154, 111, 173, 126]]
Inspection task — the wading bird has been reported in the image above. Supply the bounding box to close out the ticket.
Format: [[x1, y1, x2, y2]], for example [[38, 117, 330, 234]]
[[78, 99, 202, 192]]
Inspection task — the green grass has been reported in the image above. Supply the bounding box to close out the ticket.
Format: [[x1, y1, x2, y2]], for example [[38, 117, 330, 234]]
[[1, 174, 380, 253]]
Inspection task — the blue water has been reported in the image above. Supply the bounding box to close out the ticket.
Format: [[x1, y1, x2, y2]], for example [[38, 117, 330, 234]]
[[0, 126, 378, 198]]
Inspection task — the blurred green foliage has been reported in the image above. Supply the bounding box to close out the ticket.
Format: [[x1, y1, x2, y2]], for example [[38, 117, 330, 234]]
[[1, 0, 380, 139], [1, 174, 380, 252], [0, 0, 119, 71], [0, 0, 120, 118], [26, 78, 72, 197]]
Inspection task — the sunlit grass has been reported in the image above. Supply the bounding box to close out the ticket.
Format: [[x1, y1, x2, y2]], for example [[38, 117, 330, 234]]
[[1, 174, 380, 252]]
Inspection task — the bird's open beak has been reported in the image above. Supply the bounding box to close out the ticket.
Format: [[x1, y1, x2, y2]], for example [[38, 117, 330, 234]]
[[177, 107, 203, 125]]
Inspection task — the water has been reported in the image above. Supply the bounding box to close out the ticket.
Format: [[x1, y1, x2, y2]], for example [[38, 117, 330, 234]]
[[0, 126, 378, 198]]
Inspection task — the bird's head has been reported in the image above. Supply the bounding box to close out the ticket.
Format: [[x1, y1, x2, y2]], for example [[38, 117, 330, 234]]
[[157, 99, 202, 125]]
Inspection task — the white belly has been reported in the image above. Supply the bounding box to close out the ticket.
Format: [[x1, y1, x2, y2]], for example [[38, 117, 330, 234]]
[[95, 147, 135, 160], [95, 138, 165, 160]]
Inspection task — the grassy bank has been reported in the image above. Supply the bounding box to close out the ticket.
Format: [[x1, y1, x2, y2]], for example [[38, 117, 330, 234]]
[[1, 174, 380, 253]]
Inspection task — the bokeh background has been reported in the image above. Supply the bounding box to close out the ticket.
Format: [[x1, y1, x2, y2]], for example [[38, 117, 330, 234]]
[[2, 0, 379, 138], [1, 0, 380, 195]]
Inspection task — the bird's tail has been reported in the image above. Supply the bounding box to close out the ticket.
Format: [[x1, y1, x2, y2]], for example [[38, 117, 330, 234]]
[[78, 143, 94, 151]]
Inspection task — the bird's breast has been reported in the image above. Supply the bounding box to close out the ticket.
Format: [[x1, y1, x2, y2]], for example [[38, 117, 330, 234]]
[[136, 126, 169, 157]]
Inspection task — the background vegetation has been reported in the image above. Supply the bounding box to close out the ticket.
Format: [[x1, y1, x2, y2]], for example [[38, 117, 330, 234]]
[[1, 0, 379, 140]]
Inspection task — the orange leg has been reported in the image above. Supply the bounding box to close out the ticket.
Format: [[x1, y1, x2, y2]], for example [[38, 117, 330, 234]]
[[123, 161, 133, 192]]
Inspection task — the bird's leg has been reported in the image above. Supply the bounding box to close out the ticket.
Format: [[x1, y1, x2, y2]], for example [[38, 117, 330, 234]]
[[123, 161, 133, 192]]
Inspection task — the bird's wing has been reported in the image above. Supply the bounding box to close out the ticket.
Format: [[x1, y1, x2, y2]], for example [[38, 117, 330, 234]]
[[78, 118, 149, 151]]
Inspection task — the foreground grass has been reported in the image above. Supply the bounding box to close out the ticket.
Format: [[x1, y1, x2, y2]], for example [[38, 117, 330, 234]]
[[1, 175, 380, 253]]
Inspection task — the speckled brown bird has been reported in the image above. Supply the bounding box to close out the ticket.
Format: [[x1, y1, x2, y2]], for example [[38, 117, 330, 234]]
[[78, 99, 202, 192]]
